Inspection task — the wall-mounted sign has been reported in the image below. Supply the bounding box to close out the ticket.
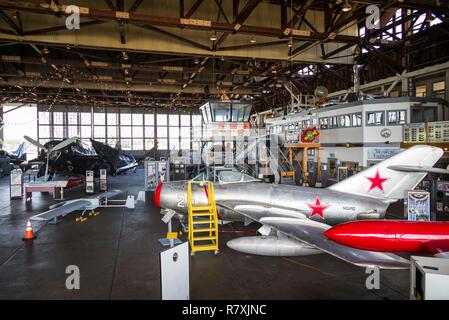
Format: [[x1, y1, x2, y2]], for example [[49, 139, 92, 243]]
[[367, 148, 401, 160], [301, 126, 319, 143]]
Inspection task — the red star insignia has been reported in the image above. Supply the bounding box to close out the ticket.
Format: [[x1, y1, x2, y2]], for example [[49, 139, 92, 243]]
[[366, 169, 389, 192], [307, 197, 329, 219]]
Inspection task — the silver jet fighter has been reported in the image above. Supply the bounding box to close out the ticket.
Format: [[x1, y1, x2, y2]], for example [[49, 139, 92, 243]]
[[155, 145, 443, 269]]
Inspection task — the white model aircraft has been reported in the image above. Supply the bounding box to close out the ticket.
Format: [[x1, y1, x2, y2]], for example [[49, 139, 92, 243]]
[[30, 190, 136, 223]]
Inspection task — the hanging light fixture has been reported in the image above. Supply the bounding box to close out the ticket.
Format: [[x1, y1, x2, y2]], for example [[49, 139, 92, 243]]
[[287, 37, 294, 48], [42, 46, 50, 55], [194, 57, 200, 64], [341, 0, 352, 12], [209, 31, 218, 41], [250, 35, 257, 43]]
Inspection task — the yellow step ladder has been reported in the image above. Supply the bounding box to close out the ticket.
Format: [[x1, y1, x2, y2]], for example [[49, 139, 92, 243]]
[[187, 180, 219, 255]]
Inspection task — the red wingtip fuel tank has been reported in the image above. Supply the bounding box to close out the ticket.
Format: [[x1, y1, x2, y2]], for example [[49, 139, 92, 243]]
[[154, 182, 163, 208], [324, 220, 449, 255]]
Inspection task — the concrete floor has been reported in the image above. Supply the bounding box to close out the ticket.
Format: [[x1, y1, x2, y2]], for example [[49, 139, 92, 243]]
[[0, 168, 413, 299]]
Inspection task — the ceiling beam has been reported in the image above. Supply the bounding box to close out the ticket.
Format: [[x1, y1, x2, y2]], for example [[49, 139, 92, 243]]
[[0, 1, 399, 47], [184, 0, 204, 19], [0, 10, 22, 35], [213, 0, 261, 50]]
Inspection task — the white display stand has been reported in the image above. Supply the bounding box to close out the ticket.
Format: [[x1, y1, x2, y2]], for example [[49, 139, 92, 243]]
[[86, 170, 94, 194], [160, 242, 189, 300], [99, 169, 107, 191], [410, 256, 449, 300], [10, 168, 23, 199]]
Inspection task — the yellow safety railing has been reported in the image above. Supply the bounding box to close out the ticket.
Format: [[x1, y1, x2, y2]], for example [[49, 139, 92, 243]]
[[187, 180, 219, 255]]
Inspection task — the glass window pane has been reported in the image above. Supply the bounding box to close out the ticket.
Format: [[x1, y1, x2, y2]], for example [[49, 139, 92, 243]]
[[133, 126, 143, 138], [121, 113, 131, 125], [38, 112, 50, 125], [133, 113, 143, 126], [169, 126, 179, 139], [145, 139, 154, 150], [107, 126, 117, 138], [133, 138, 143, 150], [169, 138, 180, 150], [352, 113, 362, 126], [107, 113, 117, 125], [144, 114, 154, 125], [81, 112, 91, 125], [180, 115, 190, 126], [157, 126, 167, 138], [145, 126, 154, 138], [181, 138, 190, 149], [192, 115, 202, 126], [68, 112, 78, 125], [94, 126, 105, 138], [108, 138, 118, 147], [54, 126, 64, 138], [39, 125, 50, 138], [121, 126, 131, 137], [169, 114, 179, 126], [158, 139, 168, 150], [157, 114, 167, 126], [367, 112, 384, 125], [81, 126, 91, 138], [53, 112, 64, 125], [68, 126, 79, 137], [181, 127, 190, 137], [94, 113, 105, 125], [121, 139, 132, 150]]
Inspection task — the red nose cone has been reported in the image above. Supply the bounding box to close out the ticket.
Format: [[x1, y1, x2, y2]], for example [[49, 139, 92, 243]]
[[154, 181, 163, 208]]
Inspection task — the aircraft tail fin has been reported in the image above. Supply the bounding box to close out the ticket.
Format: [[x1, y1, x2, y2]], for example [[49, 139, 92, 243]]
[[327, 145, 443, 201]]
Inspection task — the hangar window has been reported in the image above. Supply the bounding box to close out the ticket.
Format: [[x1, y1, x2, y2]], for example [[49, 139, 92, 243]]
[[319, 117, 328, 129], [120, 113, 131, 125], [432, 81, 445, 99], [415, 85, 427, 97], [68, 112, 78, 125], [352, 113, 362, 127], [339, 115, 351, 127], [329, 116, 338, 129], [68, 126, 79, 137], [366, 111, 385, 126], [39, 126, 50, 139], [387, 110, 406, 125], [94, 113, 105, 125], [38, 112, 50, 125], [132, 126, 143, 138], [53, 112, 64, 125], [81, 112, 91, 125], [53, 125, 64, 139], [81, 125, 91, 139], [169, 114, 180, 150]]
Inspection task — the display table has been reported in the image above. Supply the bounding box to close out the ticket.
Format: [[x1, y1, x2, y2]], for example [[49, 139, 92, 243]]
[[24, 177, 84, 200]]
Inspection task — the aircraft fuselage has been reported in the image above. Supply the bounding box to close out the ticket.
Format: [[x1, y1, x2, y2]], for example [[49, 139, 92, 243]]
[[157, 181, 389, 225]]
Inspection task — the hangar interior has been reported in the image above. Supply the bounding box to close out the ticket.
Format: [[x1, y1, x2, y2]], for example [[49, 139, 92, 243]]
[[0, 0, 449, 300]]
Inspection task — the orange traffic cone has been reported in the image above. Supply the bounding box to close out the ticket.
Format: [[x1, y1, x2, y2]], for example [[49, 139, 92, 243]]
[[22, 220, 36, 241]]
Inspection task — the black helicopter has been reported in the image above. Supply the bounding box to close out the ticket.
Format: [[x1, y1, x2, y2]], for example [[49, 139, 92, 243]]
[[24, 136, 138, 180]]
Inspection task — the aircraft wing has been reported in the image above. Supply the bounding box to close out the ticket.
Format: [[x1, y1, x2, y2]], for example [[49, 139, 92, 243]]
[[96, 190, 123, 200], [30, 200, 91, 221], [219, 201, 410, 269], [388, 165, 449, 175]]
